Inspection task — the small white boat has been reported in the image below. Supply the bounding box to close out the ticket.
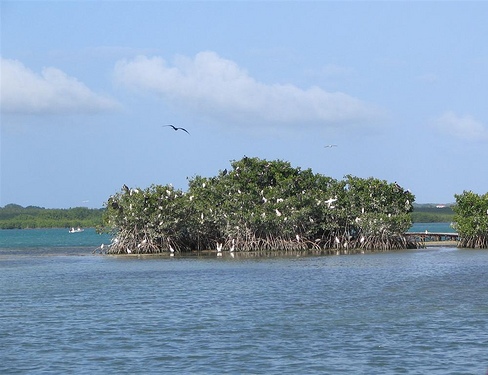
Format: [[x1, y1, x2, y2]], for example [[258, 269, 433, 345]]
[[69, 227, 84, 233]]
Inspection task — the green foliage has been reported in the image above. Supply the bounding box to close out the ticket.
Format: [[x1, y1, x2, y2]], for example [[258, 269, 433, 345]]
[[102, 157, 416, 254], [411, 205, 454, 223], [453, 191, 488, 248], [0, 204, 104, 229]]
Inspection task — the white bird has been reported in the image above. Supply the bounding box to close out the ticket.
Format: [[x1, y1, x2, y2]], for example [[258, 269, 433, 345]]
[[127, 248, 132, 254], [216, 243, 223, 252], [324, 198, 337, 208], [275, 208, 282, 216], [296, 234, 300, 242], [230, 239, 235, 252], [324, 144, 338, 148]]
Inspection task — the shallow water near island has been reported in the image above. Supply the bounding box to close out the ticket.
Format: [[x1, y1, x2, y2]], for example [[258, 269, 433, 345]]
[[1, 229, 487, 374]]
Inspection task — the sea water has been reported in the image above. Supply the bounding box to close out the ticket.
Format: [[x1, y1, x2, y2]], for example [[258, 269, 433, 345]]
[[0, 228, 487, 374]]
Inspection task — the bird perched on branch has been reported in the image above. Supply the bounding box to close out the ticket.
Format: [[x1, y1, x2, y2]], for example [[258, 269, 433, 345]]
[[163, 124, 190, 134]]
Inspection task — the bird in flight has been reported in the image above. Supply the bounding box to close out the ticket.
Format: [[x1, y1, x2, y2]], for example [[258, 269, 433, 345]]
[[324, 144, 338, 148], [163, 124, 190, 135]]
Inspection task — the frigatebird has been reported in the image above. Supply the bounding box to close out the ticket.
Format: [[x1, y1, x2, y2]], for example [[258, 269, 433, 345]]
[[163, 124, 190, 135]]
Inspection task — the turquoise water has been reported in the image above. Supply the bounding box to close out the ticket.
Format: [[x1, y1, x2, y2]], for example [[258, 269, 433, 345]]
[[1, 228, 487, 374], [408, 222, 456, 233], [0, 228, 112, 249]]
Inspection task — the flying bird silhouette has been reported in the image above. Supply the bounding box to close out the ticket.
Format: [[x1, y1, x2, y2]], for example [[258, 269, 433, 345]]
[[163, 124, 190, 135], [324, 144, 338, 148]]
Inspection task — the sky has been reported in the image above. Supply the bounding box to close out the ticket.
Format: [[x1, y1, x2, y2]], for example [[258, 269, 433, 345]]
[[1, 1, 487, 209]]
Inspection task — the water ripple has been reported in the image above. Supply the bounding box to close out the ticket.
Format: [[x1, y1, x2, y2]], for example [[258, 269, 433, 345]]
[[1, 248, 487, 373]]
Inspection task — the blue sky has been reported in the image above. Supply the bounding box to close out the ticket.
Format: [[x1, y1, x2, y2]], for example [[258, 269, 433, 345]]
[[1, 1, 487, 209]]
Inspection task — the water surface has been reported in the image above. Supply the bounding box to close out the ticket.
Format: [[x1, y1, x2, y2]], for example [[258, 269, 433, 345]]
[[0, 230, 487, 374]]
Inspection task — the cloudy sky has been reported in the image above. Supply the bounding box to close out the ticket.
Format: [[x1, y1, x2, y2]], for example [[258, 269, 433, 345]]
[[1, 1, 487, 208]]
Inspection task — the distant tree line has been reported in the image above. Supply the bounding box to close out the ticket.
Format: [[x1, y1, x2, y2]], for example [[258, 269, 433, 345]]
[[411, 205, 454, 223], [453, 191, 488, 248], [102, 157, 417, 254], [0, 204, 104, 229]]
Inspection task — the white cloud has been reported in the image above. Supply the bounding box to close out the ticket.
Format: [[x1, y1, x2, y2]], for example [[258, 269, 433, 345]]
[[434, 111, 488, 141], [0, 58, 119, 114], [113, 51, 382, 127]]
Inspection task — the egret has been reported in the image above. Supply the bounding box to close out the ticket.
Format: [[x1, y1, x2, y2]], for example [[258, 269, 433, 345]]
[[217, 242, 223, 257], [230, 239, 235, 252], [163, 124, 190, 134], [324, 197, 337, 208], [275, 208, 282, 217]]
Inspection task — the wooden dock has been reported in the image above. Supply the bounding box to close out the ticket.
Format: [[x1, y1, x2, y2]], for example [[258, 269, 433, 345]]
[[405, 231, 459, 245]]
